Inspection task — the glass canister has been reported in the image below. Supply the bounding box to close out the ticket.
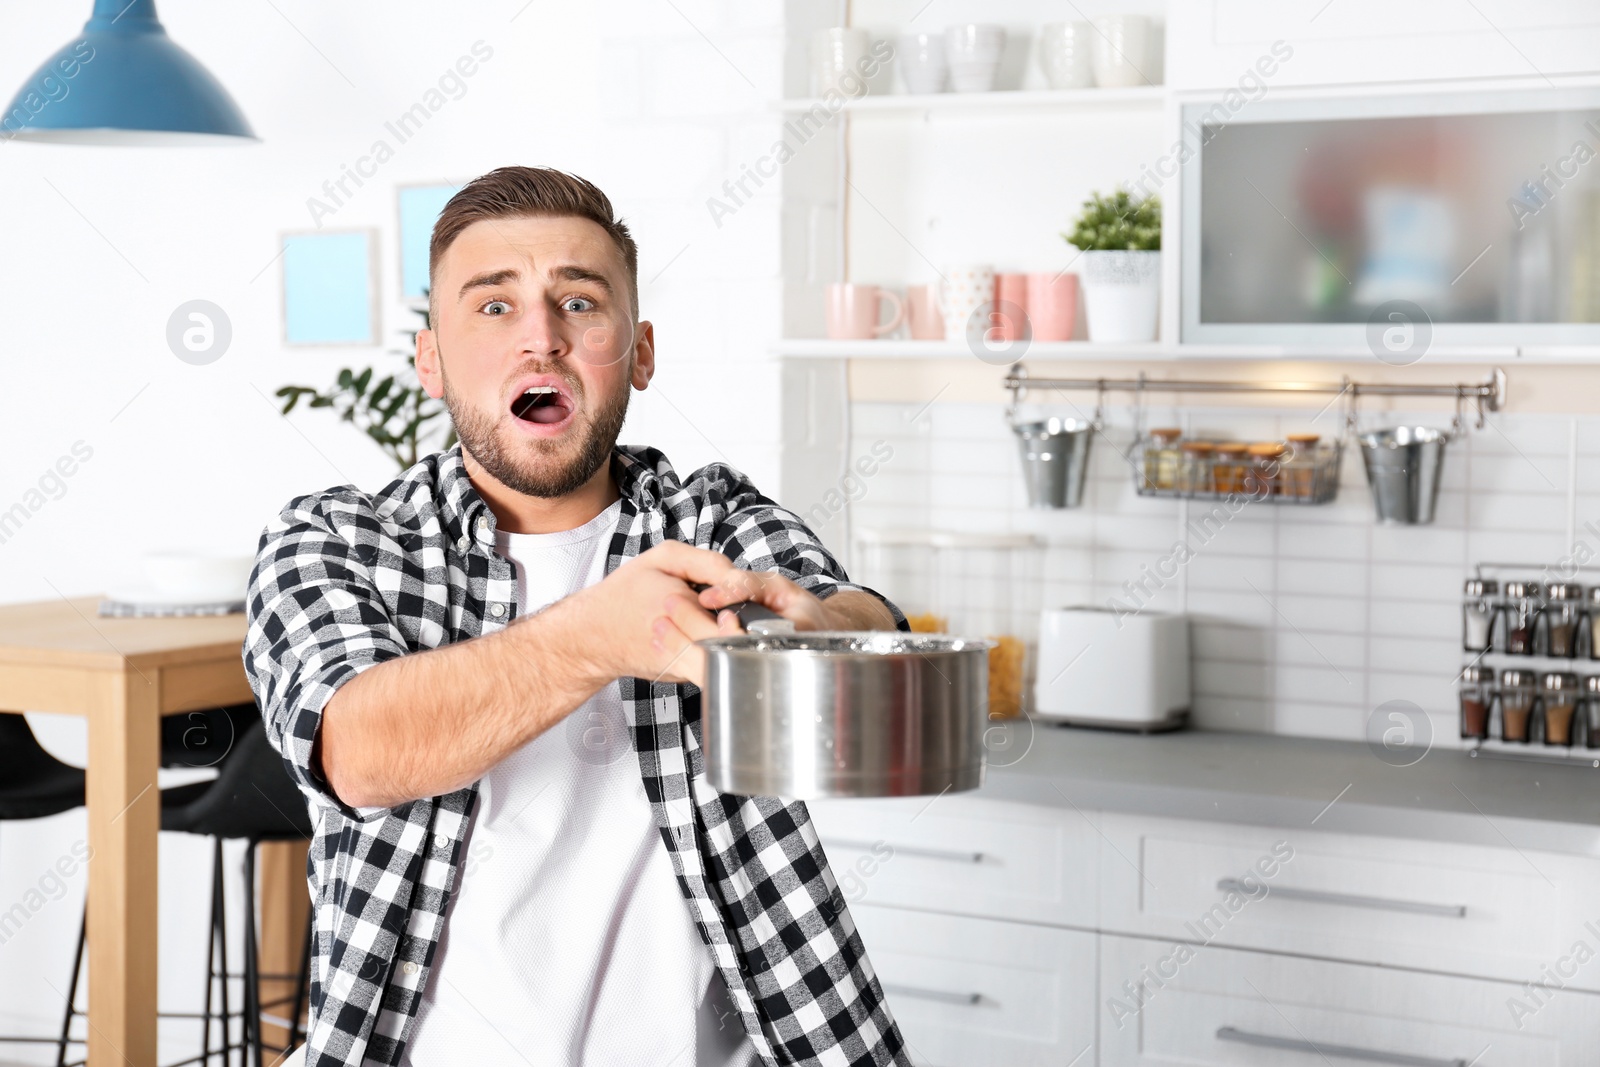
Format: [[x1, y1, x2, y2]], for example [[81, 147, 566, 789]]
[[1501, 581, 1543, 656], [1245, 442, 1286, 497], [1499, 669, 1536, 743], [1540, 672, 1580, 747], [1283, 433, 1320, 500], [1458, 665, 1493, 741], [1179, 441, 1215, 493], [928, 532, 1043, 720], [1545, 583, 1584, 658], [1589, 588, 1600, 659], [1213, 442, 1249, 496], [1462, 578, 1498, 653], [1144, 428, 1182, 490], [1583, 676, 1600, 750]]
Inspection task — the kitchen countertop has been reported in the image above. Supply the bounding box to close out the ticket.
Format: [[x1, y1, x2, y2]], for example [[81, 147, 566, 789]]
[[980, 724, 1600, 857]]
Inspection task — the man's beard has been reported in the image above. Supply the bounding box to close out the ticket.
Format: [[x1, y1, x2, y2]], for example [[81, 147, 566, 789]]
[[443, 359, 631, 499]]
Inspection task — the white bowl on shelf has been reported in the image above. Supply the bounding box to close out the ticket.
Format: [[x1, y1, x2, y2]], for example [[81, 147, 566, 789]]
[[141, 550, 255, 604], [944, 23, 1005, 92]]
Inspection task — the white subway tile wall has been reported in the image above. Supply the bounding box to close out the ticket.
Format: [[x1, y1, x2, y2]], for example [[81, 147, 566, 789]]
[[844, 401, 1600, 747]]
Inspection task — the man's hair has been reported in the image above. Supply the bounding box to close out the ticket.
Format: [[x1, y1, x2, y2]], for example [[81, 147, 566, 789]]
[[429, 166, 639, 319]]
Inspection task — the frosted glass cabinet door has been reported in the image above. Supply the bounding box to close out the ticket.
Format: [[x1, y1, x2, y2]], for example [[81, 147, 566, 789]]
[[849, 905, 1096, 1067]]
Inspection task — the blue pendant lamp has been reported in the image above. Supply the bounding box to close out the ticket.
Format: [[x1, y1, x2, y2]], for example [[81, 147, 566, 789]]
[[2, 0, 255, 145]]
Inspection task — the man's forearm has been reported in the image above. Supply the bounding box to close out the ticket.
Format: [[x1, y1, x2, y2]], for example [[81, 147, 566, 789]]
[[318, 595, 601, 808], [824, 590, 898, 631]]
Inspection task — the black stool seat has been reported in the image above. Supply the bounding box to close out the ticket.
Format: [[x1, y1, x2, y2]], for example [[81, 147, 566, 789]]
[[160, 718, 312, 841], [0, 714, 84, 820]]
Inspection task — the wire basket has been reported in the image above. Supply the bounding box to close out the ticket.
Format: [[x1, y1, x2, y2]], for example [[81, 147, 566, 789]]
[[1132, 438, 1344, 505]]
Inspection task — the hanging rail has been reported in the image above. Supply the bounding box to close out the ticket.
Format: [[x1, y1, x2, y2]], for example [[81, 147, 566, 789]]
[[1002, 364, 1506, 412]]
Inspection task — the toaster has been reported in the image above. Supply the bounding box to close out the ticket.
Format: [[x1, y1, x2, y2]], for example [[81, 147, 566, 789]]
[[1033, 607, 1189, 731]]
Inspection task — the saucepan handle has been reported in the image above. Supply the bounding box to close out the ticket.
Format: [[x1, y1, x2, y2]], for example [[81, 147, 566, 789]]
[[688, 583, 795, 635]]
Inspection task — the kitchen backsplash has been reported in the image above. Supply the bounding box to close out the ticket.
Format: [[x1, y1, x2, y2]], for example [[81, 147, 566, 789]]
[[835, 399, 1600, 747]]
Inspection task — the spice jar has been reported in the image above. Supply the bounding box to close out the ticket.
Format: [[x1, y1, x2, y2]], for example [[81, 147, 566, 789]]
[[1461, 578, 1498, 653], [1213, 442, 1249, 496], [1541, 672, 1580, 747], [1588, 588, 1600, 660], [1283, 433, 1320, 500], [1545, 583, 1583, 658], [1179, 441, 1215, 494], [1583, 676, 1600, 750], [1245, 442, 1286, 497], [1501, 581, 1543, 656], [1459, 665, 1493, 741], [1499, 669, 1536, 742], [1144, 428, 1182, 490]]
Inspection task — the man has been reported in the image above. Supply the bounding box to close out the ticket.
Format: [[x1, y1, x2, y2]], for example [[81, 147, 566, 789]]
[[245, 166, 910, 1067]]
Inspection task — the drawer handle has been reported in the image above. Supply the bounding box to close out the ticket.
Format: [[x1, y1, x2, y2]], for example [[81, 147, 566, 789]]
[[1217, 1026, 1467, 1067], [882, 982, 981, 1006], [1215, 879, 1467, 919], [830, 838, 984, 864]]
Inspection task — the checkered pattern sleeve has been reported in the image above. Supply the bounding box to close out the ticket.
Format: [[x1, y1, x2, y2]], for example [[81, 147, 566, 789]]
[[688, 463, 908, 629], [243, 487, 411, 820]]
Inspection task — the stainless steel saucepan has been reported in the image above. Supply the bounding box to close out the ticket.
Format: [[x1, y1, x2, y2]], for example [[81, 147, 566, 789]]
[[696, 618, 991, 799]]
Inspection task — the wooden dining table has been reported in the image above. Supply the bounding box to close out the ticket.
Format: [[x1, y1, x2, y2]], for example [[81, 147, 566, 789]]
[[0, 596, 308, 1066]]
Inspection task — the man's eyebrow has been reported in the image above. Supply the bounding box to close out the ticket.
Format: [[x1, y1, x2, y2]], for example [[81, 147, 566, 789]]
[[458, 268, 519, 300], [553, 265, 613, 294]]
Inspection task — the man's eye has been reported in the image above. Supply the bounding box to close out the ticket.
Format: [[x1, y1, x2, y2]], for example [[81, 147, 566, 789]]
[[563, 297, 595, 313], [483, 300, 511, 315]]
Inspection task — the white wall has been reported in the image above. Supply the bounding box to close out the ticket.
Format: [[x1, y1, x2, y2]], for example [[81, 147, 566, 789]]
[[0, 1, 786, 1057]]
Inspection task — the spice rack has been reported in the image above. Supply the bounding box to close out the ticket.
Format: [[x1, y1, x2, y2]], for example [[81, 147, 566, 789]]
[[1459, 563, 1600, 768], [1132, 435, 1344, 504]]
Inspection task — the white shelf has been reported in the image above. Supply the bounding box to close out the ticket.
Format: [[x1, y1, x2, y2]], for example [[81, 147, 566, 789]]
[[773, 340, 1600, 364], [773, 85, 1165, 116]]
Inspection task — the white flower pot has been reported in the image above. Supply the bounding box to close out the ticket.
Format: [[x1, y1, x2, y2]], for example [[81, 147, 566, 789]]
[[1080, 250, 1160, 343]]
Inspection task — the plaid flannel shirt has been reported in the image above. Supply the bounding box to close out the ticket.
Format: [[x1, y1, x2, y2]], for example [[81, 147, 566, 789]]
[[243, 443, 911, 1067]]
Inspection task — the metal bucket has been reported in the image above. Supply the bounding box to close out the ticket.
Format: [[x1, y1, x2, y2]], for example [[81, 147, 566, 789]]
[[1358, 426, 1450, 525], [698, 632, 991, 798], [1012, 417, 1093, 508]]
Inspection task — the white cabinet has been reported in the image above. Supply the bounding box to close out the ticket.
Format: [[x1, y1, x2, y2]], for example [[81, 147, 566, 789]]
[[851, 904, 1097, 1067], [807, 795, 1099, 928], [1097, 812, 1600, 989], [1100, 933, 1600, 1066]]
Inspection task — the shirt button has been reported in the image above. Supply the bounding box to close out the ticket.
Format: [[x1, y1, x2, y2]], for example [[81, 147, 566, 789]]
[[491, 603, 506, 618], [456, 535, 468, 551], [402, 961, 419, 976], [434, 833, 449, 850]]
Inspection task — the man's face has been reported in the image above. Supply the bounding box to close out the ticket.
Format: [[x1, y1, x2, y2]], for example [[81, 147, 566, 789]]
[[416, 214, 653, 498]]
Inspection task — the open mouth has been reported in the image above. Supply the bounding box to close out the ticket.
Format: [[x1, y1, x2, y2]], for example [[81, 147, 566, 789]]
[[511, 385, 574, 426]]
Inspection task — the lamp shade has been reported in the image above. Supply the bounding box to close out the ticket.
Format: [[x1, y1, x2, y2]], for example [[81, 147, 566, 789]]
[[2, 0, 255, 145]]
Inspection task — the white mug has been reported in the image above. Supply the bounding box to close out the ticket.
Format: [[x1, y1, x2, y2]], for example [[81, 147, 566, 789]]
[[1091, 15, 1153, 88], [938, 264, 995, 342], [897, 32, 947, 95], [812, 28, 872, 98], [943, 23, 1005, 93], [1039, 22, 1093, 90]]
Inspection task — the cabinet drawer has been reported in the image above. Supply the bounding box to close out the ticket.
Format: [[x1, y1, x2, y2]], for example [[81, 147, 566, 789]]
[[1098, 813, 1600, 988], [807, 795, 1097, 927], [851, 904, 1096, 1067], [1100, 934, 1600, 1066]]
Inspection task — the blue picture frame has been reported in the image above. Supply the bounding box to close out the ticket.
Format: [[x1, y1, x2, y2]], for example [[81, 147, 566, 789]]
[[397, 183, 460, 303], [281, 230, 377, 345]]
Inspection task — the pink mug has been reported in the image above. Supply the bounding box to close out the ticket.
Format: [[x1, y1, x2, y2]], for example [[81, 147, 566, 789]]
[[905, 284, 944, 340], [1027, 271, 1079, 341], [990, 273, 1030, 342], [826, 283, 906, 340]]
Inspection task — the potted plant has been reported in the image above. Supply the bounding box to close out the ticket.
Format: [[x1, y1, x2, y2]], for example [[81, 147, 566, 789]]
[[1064, 190, 1161, 343], [276, 301, 456, 471]]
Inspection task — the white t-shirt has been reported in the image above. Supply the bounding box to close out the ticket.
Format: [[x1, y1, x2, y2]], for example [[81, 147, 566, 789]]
[[404, 499, 716, 1066]]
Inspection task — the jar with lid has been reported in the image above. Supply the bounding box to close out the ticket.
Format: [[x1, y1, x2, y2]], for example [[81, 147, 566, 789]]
[[1588, 588, 1600, 659], [1582, 676, 1600, 750], [1545, 583, 1584, 658], [1458, 665, 1493, 741], [1499, 669, 1536, 742], [1245, 442, 1286, 497], [1144, 428, 1182, 490], [1501, 581, 1543, 656], [1461, 578, 1498, 653], [1179, 441, 1215, 494], [1283, 433, 1320, 499], [1540, 672, 1580, 747], [1213, 442, 1249, 496]]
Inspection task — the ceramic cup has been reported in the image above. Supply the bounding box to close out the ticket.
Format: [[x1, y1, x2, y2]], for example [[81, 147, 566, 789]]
[[938, 265, 995, 342], [813, 27, 873, 98], [897, 32, 947, 94], [1091, 14, 1153, 88], [905, 284, 945, 340], [1038, 22, 1093, 90], [826, 283, 906, 340], [1027, 272, 1080, 341], [943, 24, 1005, 93], [992, 273, 1031, 342]]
